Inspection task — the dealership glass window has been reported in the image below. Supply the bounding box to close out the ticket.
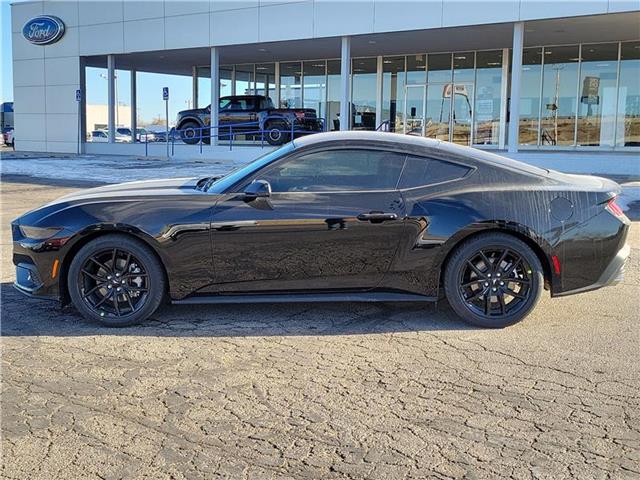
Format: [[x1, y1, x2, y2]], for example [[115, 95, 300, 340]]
[[616, 42, 640, 147], [406, 54, 426, 85], [85, 66, 108, 140], [303, 61, 327, 119], [452, 52, 474, 145], [426, 53, 452, 141], [235, 64, 255, 96], [351, 57, 378, 130], [540, 46, 580, 146], [473, 50, 503, 145], [136, 72, 191, 130], [519, 48, 543, 145], [326, 60, 341, 130], [280, 62, 302, 108], [255, 63, 276, 100], [382, 56, 406, 132], [577, 43, 619, 147]]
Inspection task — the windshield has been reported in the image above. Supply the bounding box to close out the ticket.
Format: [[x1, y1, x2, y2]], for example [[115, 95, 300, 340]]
[[207, 142, 296, 193]]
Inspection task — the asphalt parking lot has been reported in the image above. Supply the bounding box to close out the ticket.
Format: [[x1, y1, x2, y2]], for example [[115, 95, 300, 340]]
[[1, 178, 639, 479]]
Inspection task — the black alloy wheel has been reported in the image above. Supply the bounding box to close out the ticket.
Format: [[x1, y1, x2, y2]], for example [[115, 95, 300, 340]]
[[444, 233, 543, 328], [68, 235, 165, 326]]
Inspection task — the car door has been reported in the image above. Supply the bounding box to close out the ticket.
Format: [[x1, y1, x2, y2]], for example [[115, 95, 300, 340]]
[[209, 147, 408, 293]]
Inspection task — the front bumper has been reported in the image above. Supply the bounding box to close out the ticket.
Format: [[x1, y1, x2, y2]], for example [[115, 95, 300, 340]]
[[555, 242, 630, 297]]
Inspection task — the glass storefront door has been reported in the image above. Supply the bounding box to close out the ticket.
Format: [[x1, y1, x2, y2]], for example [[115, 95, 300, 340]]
[[404, 82, 474, 145], [403, 85, 426, 136]]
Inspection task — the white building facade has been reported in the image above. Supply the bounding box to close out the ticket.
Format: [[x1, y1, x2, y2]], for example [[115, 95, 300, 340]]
[[10, 0, 640, 171]]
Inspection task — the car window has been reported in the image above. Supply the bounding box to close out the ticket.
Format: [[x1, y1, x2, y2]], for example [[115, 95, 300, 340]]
[[398, 155, 471, 189], [219, 98, 232, 111], [259, 149, 406, 192]]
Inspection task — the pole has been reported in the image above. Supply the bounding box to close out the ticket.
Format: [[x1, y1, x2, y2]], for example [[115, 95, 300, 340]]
[[210, 47, 220, 146], [107, 55, 115, 143], [131, 70, 137, 143], [508, 22, 524, 153], [340, 36, 351, 131], [165, 96, 169, 158]]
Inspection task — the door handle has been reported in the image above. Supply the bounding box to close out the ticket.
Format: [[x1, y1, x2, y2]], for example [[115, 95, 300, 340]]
[[357, 212, 398, 223]]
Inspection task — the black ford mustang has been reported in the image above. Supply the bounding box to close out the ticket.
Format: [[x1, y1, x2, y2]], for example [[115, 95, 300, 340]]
[[12, 132, 630, 328]]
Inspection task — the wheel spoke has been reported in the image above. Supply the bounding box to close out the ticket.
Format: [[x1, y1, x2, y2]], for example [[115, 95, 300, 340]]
[[497, 292, 506, 315], [465, 288, 485, 302], [466, 260, 485, 278], [122, 252, 132, 274], [111, 248, 118, 271], [479, 250, 493, 271], [503, 257, 522, 277], [461, 279, 483, 289], [93, 289, 112, 308], [112, 292, 121, 316], [496, 249, 510, 271], [504, 287, 527, 300], [81, 269, 105, 282], [125, 286, 149, 293], [88, 256, 110, 273], [507, 278, 530, 286], [82, 283, 104, 299], [123, 290, 136, 313], [483, 295, 491, 316]]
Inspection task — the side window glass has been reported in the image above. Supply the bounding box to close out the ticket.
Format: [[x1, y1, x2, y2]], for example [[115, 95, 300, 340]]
[[219, 98, 232, 111], [398, 155, 471, 189], [259, 149, 406, 192]]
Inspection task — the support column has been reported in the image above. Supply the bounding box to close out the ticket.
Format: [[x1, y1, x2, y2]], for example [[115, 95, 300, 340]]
[[107, 54, 116, 143], [507, 22, 524, 153], [210, 47, 220, 146], [192, 66, 198, 109], [340, 36, 351, 131], [499, 48, 509, 149], [274, 62, 280, 106], [130, 70, 137, 143], [375, 56, 383, 129]]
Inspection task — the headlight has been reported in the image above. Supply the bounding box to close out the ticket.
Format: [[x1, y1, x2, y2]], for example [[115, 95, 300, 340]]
[[19, 225, 62, 240]]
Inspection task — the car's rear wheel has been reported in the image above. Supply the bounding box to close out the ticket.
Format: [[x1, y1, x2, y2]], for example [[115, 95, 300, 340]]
[[68, 235, 165, 327], [179, 121, 202, 145], [444, 232, 543, 328], [264, 121, 290, 146]]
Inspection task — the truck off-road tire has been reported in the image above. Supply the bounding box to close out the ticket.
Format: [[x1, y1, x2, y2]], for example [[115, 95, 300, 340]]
[[179, 121, 202, 145], [264, 121, 290, 146]]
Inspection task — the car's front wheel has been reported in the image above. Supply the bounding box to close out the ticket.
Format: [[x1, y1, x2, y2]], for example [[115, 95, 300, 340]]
[[68, 234, 165, 327], [179, 121, 202, 145], [444, 232, 544, 328]]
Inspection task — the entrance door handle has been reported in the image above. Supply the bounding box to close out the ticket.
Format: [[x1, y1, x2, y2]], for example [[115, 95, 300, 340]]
[[357, 212, 398, 223]]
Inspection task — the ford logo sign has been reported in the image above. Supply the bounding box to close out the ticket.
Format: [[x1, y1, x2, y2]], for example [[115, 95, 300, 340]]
[[22, 16, 65, 45]]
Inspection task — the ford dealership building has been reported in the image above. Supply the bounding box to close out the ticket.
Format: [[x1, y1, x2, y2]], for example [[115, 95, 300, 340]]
[[10, 0, 640, 172]]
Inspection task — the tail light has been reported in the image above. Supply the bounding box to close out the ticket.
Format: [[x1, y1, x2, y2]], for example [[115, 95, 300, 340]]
[[606, 197, 625, 218]]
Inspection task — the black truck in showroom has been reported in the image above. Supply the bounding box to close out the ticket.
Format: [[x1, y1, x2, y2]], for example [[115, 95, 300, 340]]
[[176, 95, 324, 145]]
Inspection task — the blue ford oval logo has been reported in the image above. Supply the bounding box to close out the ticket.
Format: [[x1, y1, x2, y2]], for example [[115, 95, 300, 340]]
[[22, 16, 65, 45]]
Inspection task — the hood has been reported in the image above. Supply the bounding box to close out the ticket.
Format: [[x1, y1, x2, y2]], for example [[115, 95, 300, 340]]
[[50, 177, 204, 205]]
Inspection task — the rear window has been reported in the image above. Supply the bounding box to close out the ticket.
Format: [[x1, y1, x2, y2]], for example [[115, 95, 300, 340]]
[[398, 155, 471, 189]]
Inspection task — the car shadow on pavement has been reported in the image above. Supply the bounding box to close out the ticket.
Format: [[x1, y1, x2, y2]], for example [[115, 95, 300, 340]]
[[0, 283, 474, 337]]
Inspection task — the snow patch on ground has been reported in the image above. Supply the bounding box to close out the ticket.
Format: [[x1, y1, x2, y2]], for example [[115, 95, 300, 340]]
[[1, 154, 238, 184]]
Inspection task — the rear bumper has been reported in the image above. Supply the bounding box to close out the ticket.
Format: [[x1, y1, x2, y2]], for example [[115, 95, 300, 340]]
[[555, 242, 630, 297]]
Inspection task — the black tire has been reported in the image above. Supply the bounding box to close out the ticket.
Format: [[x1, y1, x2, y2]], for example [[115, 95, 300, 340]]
[[68, 234, 166, 327], [264, 121, 290, 146], [179, 121, 203, 145], [444, 232, 544, 328]]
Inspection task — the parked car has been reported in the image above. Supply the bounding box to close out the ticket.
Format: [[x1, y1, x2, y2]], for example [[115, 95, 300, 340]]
[[11, 132, 629, 328], [176, 95, 323, 146], [2, 127, 14, 147], [115, 127, 158, 142], [90, 130, 129, 143]]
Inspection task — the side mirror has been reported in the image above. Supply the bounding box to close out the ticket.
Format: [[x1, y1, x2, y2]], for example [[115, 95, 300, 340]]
[[243, 180, 271, 200]]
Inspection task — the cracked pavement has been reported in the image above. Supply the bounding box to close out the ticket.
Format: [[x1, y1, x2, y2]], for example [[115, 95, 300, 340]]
[[1, 178, 639, 479]]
